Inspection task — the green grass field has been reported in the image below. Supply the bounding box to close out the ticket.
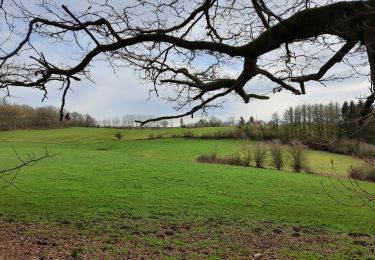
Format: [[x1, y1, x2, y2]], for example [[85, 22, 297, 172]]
[[0, 127, 374, 258]]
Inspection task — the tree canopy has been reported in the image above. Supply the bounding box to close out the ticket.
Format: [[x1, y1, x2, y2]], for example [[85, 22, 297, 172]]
[[0, 0, 374, 124]]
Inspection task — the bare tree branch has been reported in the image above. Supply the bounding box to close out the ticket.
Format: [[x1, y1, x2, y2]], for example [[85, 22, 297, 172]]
[[0, 0, 373, 122], [0, 146, 57, 192]]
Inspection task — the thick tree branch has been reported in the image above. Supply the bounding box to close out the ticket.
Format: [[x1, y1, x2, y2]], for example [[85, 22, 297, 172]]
[[257, 68, 301, 95], [291, 41, 357, 84], [62, 5, 100, 46], [0, 0, 374, 124]]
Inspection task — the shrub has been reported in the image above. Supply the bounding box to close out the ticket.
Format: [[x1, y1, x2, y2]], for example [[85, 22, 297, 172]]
[[183, 131, 195, 138], [349, 166, 375, 183], [326, 139, 375, 158], [355, 141, 375, 159], [196, 152, 217, 163], [270, 142, 284, 170], [288, 140, 308, 172], [226, 152, 242, 166], [242, 144, 252, 166], [253, 144, 267, 168], [200, 130, 233, 139], [349, 166, 366, 181], [368, 167, 375, 182], [196, 152, 244, 166], [115, 132, 123, 140]]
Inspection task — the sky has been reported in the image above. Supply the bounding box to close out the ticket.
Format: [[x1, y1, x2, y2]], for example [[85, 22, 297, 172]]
[[1, 0, 373, 123], [9, 66, 371, 123]]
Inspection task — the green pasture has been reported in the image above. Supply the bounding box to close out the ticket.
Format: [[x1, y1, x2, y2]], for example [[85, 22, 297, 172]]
[[0, 127, 373, 235], [0, 126, 231, 143]]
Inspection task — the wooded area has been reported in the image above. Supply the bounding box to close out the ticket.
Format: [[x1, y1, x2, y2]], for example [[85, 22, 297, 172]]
[[0, 103, 97, 130]]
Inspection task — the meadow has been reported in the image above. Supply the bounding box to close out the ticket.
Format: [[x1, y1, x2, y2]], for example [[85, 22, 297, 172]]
[[0, 127, 374, 258]]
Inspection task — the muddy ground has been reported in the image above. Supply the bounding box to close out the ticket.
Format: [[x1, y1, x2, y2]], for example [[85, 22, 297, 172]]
[[0, 219, 374, 259]]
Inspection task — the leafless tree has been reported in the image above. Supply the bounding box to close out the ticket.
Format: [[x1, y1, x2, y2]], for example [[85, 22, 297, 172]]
[[0, 0, 373, 125]]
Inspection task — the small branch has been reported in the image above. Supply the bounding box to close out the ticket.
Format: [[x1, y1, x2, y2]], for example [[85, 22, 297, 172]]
[[0, 146, 58, 192], [247, 93, 270, 100], [62, 5, 100, 46], [135, 87, 234, 126], [360, 92, 375, 123], [60, 77, 71, 121], [257, 68, 301, 95], [258, 0, 284, 24], [321, 160, 374, 210], [251, 0, 270, 29], [137, 57, 263, 125]]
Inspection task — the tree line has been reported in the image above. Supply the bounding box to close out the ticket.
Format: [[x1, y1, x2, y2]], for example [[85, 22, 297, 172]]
[[177, 99, 374, 145], [1, 100, 373, 145], [272, 100, 374, 144], [0, 103, 97, 130]]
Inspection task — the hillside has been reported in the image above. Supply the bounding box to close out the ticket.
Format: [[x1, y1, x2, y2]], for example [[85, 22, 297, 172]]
[[0, 127, 374, 258]]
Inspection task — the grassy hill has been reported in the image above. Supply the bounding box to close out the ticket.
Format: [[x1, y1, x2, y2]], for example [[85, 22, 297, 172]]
[[0, 127, 374, 258]]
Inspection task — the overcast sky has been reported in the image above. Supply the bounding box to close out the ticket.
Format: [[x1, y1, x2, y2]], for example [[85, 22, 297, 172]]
[[1, 0, 373, 123], [9, 66, 371, 122]]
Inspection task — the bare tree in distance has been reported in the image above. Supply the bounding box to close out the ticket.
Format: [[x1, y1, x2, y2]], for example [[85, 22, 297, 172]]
[[0, 0, 373, 126]]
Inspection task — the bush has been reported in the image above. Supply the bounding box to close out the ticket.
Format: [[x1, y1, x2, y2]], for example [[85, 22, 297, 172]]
[[288, 140, 308, 172], [115, 132, 123, 140], [182, 131, 195, 138], [349, 166, 375, 183], [199, 129, 236, 139], [196, 152, 244, 166], [226, 152, 242, 166], [253, 144, 267, 168], [270, 142, 284, 170], [196, 152, 217, 163], [242, 144, 252, 166], [326, 139, 375, 157], [368, 168, 375, 182]]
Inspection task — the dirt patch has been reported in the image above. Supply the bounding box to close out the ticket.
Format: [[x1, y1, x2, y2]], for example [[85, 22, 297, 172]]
[[0, 219, 374, 259]]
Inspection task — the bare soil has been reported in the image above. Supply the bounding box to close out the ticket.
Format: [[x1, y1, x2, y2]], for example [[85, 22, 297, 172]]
[[0, 219, 374, 259]]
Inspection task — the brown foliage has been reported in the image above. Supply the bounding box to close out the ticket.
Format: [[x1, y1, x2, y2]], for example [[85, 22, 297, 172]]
[[288, 141, 308, 173], [270, 142, 285, 171], [349, 166, 375, 183], [253, 144, 267, 168]]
